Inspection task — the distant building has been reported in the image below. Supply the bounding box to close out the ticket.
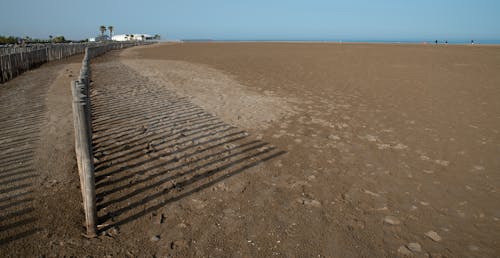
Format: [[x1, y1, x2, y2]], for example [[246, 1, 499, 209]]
[[112, 34, 154, 41], [88, 35, 110, 42]]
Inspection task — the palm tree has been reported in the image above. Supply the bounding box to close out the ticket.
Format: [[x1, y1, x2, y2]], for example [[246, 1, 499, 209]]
[[99, 25, 107, 37], [108, 26, 114, 40]]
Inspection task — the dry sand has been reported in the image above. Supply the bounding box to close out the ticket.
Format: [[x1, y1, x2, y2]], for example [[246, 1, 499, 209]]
[[1, 42, 499, 257], [0, 56, 100, 256], [96, 43, 500, 257]]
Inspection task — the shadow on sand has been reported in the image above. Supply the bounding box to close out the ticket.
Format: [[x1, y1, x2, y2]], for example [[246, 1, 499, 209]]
[[91, 62, 284, 232], [0, 83, 43, 245]]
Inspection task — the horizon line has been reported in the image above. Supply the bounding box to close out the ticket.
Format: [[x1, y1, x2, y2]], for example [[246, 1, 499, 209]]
[[175, 38, 500, 44]]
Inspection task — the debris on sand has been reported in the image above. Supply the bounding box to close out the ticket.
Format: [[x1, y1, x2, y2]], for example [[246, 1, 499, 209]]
[[297, 197, 322, 208]]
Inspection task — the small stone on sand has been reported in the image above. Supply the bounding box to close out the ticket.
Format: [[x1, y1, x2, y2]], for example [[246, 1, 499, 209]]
[[393, 143, 408, 150], [383, 216, 401, 225], [377, 144, 391, 150], [398, 245, 413, 256], [364, 135, 378, 142], [407, 242, 422, 252], [434, 160, 450, 167], [472, 165, 484, 171], [425, 231, 442, 242], [328, 135, 340, 140], [171, 239, 189, 250]]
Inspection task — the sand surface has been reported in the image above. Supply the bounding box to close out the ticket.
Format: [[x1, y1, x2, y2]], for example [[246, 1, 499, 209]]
[[1, 42, 499, 257], [0, 56, 100, 256], [117, 43, 500, 257]]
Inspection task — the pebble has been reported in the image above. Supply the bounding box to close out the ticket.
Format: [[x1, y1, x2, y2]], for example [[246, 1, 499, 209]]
[[397, 245, 413, 256], [307, 175, 316, 181], [224, 143, 237, 150], [152, 213, 164, 225], [420, 155, 431, 161], [407, 242, 422, 252], [425, 231, 442, 242], [473, 165, 485, 171], [171, 239, 189, 250], [392, 143, 408, 150], [377, 143, 391, 150], [47, 180, 59, 187], [151, 235, 160, 242], [434, 160, 450, 167], [108, 227, 119, 236], [328, 135, 340, 140], [383, 216, 401, 225]]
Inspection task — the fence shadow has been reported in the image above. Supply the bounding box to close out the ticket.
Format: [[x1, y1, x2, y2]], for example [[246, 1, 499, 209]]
[[91, 61, 285, 232], [0, 80, 43, 245]]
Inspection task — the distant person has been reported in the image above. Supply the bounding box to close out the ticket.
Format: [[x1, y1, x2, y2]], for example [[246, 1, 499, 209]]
[[445, 40, 448, 45], [435, 40, 438, 45], [471, 40, 474, 45]]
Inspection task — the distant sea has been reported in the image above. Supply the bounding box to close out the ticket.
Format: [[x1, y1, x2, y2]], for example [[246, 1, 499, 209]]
[[181, 39, 500, 45]]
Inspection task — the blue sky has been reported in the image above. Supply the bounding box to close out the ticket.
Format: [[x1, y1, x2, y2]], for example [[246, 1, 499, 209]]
[[1, 0, 499, 41]]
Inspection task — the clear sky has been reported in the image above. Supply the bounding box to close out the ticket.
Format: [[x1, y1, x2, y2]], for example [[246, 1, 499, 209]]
[[1, 0, 499, 42]]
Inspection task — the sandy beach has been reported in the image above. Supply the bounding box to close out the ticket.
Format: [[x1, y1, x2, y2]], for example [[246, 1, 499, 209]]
[[1, 42, 499, 257]]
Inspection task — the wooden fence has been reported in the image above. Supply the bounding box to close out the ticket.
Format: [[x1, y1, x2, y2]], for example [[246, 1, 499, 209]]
[[0, 42, 149, 83], [71, 47, 96, 237], [0, 44, 49, 55], [1, 43, 85, 83], [70, 42, 151, 237]]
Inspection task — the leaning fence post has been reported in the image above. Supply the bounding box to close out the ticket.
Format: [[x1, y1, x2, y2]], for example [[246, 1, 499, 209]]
[[71, 80, 97, 237]]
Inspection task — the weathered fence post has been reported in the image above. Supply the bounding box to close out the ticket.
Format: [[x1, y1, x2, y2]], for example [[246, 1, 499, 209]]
[[71, 80, 97, 237]]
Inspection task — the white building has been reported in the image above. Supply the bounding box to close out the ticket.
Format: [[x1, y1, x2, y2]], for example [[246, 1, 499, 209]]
[[112, 34, 154, 41]]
